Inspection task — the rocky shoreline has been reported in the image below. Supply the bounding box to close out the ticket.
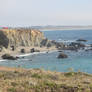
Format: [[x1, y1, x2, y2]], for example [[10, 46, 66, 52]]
[[0, 28, 92, 60]]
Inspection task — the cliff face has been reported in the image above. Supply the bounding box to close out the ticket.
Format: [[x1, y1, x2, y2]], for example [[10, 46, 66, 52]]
[[0, 29, 44, 48]]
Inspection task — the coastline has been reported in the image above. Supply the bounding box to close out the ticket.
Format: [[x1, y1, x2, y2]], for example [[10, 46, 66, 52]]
[[0, 46, 58, 60]]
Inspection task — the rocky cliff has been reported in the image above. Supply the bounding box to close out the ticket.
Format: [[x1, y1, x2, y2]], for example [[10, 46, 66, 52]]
[[0, 29, 44, 48]]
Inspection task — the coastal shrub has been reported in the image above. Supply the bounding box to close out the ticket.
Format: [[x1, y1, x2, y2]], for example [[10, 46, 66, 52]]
[[46, 74, 59, 80], [31, 73, 42, 79], [11, 82, 18, 86], [43, 80, 57, 88], [64, 72, 76, 77], [7, 87, 16, 92]]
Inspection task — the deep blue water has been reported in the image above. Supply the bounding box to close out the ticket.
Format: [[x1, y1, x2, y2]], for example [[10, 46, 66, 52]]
[[0, 29, 92, 73]]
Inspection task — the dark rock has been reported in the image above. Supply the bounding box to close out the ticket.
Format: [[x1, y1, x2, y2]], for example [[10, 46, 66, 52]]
[[30, 48, 40, 53], [47, 43, 52, 47], [56, 42, 65, 49], [40, 38, 48, 46], [85, 48, 92, 51], [30, 48, 35, 53], [0, 31, 9, 48], [0, 46, 2, 52], [76, 39, 87, 42], [10, 46, 15, 51], [58, 53, 68, 59], [16, 56, 20, 59], [69, 42, 85, 48], [20, 49, 25, 53], [58, 50, 63, 52], [90, 44, 92, 47], [2, 54, 17, 60]]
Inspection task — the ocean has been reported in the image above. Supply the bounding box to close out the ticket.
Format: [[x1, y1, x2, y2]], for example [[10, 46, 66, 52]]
[[0, 29, 92, 73]]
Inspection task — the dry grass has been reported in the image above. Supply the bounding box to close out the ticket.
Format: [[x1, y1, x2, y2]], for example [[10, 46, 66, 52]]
[[0, 67, 92, 92]]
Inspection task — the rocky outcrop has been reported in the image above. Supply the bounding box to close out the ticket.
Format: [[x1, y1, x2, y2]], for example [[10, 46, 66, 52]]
[[58, 53, 68, 59], [76, 39, 87, 42], [40, 38, 64, 48], [0, 29, 44, 49], [2, 54, 17, 60]]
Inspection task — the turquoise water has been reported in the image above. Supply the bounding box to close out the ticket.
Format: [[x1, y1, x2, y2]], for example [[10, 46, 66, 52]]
[[0, 29, 92, 73]]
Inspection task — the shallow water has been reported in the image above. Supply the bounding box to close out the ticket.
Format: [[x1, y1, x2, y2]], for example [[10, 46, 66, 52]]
[[0, 29, 92, 73]]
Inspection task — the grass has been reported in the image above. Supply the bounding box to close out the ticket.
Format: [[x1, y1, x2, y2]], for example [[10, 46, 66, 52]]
[[0, 67, 92, 92]]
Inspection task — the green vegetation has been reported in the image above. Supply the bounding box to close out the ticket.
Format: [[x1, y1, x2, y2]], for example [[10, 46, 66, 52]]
[[0, 68, 92, 92]]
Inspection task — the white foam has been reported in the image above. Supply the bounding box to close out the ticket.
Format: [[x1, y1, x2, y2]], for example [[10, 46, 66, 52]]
[[0, 59, 6, 62], [58, 40, 76, 43], [16, 50, 58, 57]]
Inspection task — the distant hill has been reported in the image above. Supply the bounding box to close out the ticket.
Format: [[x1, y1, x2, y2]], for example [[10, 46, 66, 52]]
[[31, 25, 92, 31]]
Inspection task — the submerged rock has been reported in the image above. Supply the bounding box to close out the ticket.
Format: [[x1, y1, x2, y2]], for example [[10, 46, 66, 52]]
[[2, 54, 17, 60], [58, 53, 68, 59]]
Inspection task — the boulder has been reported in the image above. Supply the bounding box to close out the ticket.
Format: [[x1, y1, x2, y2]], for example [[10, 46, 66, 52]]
[[30, 48, 40, 53], [10, 46, 15, 51], [20, 49, 25, 53], [30, 48, 35, 53], [2, 54, 17, 60], [58, 53, 68, 59]]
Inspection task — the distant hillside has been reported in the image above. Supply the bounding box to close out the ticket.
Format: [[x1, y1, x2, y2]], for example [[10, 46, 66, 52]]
[[31, 25, 92, 31]]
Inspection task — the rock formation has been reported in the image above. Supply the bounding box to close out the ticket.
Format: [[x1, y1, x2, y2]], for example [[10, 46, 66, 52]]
[[0, 29, 44, 49], [58, 53, 68, 59]]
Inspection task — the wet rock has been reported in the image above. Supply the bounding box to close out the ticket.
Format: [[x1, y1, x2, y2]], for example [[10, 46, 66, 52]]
[[58, 50, 63, 52], [76, 39, 87, 42], [69, 42, 85, 48], [2, 54, 17, 60], [58, 53, 68, 59]]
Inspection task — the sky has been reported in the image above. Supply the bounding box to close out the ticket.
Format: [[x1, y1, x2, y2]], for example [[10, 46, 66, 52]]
[[0, 0, 92, 27]]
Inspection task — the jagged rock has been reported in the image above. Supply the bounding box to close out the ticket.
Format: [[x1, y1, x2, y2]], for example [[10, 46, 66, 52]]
[[40, 38, 49, 47], [20, 49, 25, 53], [56, 42, 65, 49], [58, 53, 68, 59], [76, 39, 87, 42], [40, 39, 64, 48], [69, 42, 85, 48], [0, 29, 44, 48], [2, 54, 17, 60]]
